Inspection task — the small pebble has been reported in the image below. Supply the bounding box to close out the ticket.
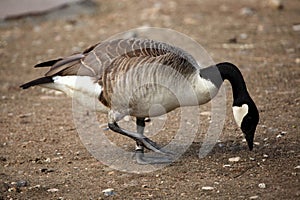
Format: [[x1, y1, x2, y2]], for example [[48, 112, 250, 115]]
[[293, 24, 300, 32], [228, 156, 241, 162], [47, 188, 59, 192], [280, 131, 287, 135], [200, 111, 211, 116], [268, 127, 278, 133], [295, 58, 300, 64], [218, 143, 225, 148], [240, 7, 255, 16], [8, 187, 16, 192], [44, 168, 55, 173], [258, 183, 266, 189], [29, 184, 40, 190], [268, 0, 284, 10], [19, 113, 33, 118], [277, 131, 287, 138], [102, 188, 115, 196], [294, 165, 300, 170], [249, 195, 259, 199], [16, 180, 28, 188], [240, 33, 248, 40], [183, 17, 197, 25], [202, 186, 214, 191], [47, 49, 54, 55], [263, 154, 269, 158], [64, 24, 73, 31]]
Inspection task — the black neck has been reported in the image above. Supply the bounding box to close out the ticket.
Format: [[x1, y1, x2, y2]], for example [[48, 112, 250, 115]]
[[200, 62, 250, 105]]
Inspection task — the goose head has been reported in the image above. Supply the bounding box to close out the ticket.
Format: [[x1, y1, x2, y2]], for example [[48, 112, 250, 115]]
[[232, 98, 259, 150]]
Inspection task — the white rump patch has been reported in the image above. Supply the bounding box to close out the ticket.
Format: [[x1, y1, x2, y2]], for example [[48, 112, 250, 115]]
[[52, 76, 101, 97], [232, 104, 249, 127], [42, 76, 107, 112]]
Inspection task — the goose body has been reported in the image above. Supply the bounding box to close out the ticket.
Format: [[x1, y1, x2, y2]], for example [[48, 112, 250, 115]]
[[21, 38, 259, 164]]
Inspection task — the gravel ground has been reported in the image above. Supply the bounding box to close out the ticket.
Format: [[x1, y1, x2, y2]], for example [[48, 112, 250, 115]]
[[0, 0, 299, 199]]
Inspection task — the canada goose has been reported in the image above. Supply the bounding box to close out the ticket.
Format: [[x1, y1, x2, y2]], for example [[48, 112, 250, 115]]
[[21, 38, 259, 164]]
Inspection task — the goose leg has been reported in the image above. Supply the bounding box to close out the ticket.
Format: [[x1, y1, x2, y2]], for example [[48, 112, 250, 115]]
[[107, 110, 168, 154], [134, 118, 173, 164], [135, 117, 146, 154], [108, 121, 167, 154]]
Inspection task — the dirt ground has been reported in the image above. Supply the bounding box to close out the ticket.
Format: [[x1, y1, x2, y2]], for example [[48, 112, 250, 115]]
[[1, 0, 299, 199]]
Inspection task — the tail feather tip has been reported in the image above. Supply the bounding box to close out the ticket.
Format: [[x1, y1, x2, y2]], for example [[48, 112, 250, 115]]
[[20, 76, 53, 89]]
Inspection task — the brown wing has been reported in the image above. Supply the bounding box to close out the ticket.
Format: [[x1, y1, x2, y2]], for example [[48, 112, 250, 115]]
[[34, 43, 100, 77], [96, 39, 199, 108], [34, 38, 198, 81], [90, 38, 198, 77]]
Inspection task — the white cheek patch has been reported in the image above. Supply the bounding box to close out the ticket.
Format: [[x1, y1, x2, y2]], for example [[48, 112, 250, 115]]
[[232, 104, 249, 127]]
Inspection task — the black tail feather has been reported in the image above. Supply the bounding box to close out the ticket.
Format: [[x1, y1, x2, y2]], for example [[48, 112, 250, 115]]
[[20, 77, 53, 89], [34, 58, 63, 68]]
